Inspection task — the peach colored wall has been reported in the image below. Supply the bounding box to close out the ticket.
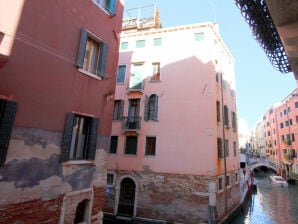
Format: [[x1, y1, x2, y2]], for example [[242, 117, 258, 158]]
[[108, 23, 239, 176]]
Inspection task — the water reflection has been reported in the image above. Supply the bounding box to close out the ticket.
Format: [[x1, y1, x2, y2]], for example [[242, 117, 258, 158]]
[[232, 171, 298, 224]]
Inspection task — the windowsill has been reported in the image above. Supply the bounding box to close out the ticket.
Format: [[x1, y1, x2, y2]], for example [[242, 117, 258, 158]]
[[144, 155, 156, 157], [78, 68, 102, 80], [116, 82, 126, 85], [62, 160, 95, 166], [149, 80, 161, 83]]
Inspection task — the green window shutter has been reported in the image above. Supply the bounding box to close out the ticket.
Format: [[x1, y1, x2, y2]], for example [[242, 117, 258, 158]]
[[97, 42, 109, 78], [60, 113, 75, 162], [120, 100, 124, 119], [0, 100, 18, 165], [153, 95, 159, 121], [76, 29, 88, 68], [144, 95, 149, 121], [87, 117, 99, 160]]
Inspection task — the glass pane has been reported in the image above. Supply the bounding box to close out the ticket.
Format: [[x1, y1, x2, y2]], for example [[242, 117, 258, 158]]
[[117, 65, 126, 83], [153, 38, 162, 46], [136, 40, 145, 48], [194, 32, 204, 41], [121, 42, 128, 50]]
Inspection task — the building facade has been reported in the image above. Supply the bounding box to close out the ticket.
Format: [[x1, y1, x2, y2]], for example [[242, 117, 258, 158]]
[[0, 0, 124, 223], [104, 8, 240, 223], [261, 89, 298, 179]]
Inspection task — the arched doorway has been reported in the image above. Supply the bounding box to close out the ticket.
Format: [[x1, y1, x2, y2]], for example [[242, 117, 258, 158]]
[[117, 177, 136, 216], [74, 199, 90, 224]]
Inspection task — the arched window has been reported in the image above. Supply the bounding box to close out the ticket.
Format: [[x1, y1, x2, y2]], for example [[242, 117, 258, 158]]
[[144, 94, 158, 121]]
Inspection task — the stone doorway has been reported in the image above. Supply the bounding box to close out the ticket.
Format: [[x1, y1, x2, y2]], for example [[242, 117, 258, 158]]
[[117, 177, 136, 216]]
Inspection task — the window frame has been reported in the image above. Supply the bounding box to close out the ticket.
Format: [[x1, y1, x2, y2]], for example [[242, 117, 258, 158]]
[[0, 99, 18, 165], [113, 100, 124, 120], [124, 136, 138, 155], [145, 136, 156, 156], [92, 0, 116, 15], [144, 94, 159, 121], [61, 113, 98, 162], [107, 171, 116, 187], [116, 65, 126, 83], [76, 29, 108, 79], [151, 62, 161, 81], [109, 136, 118, 154]]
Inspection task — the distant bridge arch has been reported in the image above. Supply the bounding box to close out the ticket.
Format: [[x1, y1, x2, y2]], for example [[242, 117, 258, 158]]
[[248, 162, 278, 172]]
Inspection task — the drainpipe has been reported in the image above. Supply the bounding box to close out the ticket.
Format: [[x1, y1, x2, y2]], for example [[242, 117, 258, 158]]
[[220, 72, 228, 214]]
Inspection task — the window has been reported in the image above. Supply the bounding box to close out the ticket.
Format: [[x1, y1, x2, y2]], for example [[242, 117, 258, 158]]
[[194, 32, 204, 41], [216, 101, 221, 122], [61, 113, 98, 161], [0, 99, 18, 165], [280, 112, 283, 118], [284, 109, 287, 115], [290, 119, 293, 125], [217, 138, 223, 158], [117, 65, 126, 83], [233, 141, 237, 157], [281, 135, 285, 141], [226, 175, 230, 187], [296, 102, 298, 108], [107, 172, 115, 186], [218, 177, 223, 191], [292, 133, 295, 142], [144, 94, 159, 121], [285, 120, 289, 126], [224, 105, 229, 126], [136, 40, 145, 48], [225, 139, 229, 157], [235, 172, 238, 183], [145, 137, 156, 156], [93, 0, 116, 14], [153, 38, 162, 46], [113, 100, 124, 120], [151, 62, 160, 81], [232, 111, 237, 130], [268, 131, 271, 136], [280, 123, 284, 129], [216, 72, 219, 83], [76, 29, 108, 78], [125, 136, 138, 155], [120, 42, 128, 50], [109, 136, 118, 154], [288, 107, 291, 113]]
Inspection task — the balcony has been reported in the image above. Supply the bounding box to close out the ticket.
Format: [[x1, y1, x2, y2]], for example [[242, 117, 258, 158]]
[[127, 81, 144, 93], [122, 116, 141, 131]]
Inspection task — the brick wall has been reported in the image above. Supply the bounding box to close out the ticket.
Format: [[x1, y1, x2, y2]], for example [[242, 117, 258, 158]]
[[0, 196, 63, 224]]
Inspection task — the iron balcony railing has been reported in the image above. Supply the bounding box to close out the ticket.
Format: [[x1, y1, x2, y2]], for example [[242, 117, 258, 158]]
[[122, 116, 141, 131], [127, 81, 144, 92]]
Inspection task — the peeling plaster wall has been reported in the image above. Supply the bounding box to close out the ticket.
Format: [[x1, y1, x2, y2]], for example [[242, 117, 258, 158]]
[[0, 127, 108, 208], [104, 171, 239, 223]]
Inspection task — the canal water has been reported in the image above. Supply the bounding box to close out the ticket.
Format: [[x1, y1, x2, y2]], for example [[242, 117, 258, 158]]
[[232, 171, 298, 224]]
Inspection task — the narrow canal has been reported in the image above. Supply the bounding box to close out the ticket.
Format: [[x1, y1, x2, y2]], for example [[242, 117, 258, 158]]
[[232, 170, 298, 224]]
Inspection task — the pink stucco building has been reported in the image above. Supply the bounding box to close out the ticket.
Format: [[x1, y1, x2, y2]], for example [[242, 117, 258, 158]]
[[104, 6, 240, 223]]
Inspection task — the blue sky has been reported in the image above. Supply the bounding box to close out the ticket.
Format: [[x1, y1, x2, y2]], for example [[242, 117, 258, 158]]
[[123, 0, 297, 129]]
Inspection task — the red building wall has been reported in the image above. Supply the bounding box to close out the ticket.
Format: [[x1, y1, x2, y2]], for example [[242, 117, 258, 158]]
[[0, 0, 124, 223]]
